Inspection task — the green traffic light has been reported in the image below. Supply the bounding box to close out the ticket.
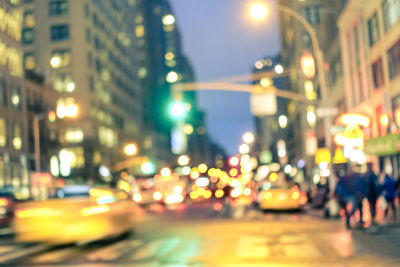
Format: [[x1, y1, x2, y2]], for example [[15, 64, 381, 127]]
[[141, 162, 155, 174], [169, 102, 186, 118]]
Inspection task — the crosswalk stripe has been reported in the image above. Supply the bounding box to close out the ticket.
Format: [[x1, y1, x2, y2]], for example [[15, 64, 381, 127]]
[[131, 238, 179, 261], [236, 236, 269, 259], [0, 245, 19, 255], [0, 244, 49, 262], [87, 239, 142, 261], [31, 247, 77, 263]]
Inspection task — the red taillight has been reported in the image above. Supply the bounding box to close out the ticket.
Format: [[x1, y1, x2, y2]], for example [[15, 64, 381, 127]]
[[0, 198, 8, 206]]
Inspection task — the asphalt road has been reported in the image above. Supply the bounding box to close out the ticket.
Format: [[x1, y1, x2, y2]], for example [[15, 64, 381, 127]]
[[1, 203, 400, 267]]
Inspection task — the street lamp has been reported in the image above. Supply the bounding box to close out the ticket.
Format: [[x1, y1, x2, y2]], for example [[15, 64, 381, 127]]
[[242, 132, 255, 144], [124, 143, 138, 156], [249, 2, 332, 150]]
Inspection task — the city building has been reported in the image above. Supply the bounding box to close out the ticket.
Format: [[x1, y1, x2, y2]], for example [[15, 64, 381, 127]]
[[0, 0, 28, 190], [251, 55, 292, 165], [130, 0, 212, 169], [278, 0, 348, 179], [21, 0, 143, 184], [338, 0, 400, 177]]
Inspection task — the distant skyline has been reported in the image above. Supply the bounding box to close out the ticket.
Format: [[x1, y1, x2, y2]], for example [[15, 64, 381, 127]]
[[169, 0, 281, 155]]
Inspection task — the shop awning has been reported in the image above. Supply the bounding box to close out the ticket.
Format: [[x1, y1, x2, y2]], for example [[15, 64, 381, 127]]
[[364, 134, 400, 156]]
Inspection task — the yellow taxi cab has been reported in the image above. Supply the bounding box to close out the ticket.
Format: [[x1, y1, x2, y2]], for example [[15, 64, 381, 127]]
[[257, 172, 307, 211], [13, 186, 140, 244]]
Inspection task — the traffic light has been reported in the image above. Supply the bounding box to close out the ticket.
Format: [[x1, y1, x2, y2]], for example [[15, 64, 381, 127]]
[[300, 51, 315, 78], [169, 102, 186, 119], [48, 110, 56, 123], [228, 156, 239, 167]]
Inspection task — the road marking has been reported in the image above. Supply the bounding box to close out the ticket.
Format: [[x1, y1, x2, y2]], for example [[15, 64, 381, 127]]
[[131, 238, 180, 261], [0, 245, 18, 255], [32, 247, 77, 263], [0, 244, 49, 262], [236, 236, 269, 259], [87, 239, 142, 261], [284, 243, 321, 258]]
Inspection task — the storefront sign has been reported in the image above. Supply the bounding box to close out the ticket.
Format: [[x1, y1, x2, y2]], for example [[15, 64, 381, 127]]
[[364, 134, 400, 156]]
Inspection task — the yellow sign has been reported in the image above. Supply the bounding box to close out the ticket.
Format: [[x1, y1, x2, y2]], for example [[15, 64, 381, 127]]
[[332, 148, 347, 164], [315, 148, 331, 165]]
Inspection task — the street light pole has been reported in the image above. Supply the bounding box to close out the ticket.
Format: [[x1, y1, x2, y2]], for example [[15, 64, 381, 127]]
[[276, 4, 331, 151]]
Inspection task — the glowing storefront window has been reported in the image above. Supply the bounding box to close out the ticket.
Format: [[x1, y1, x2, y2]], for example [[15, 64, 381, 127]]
[[0, 6, 22, 40], [135, 25, 144, 37], [65, 128, 84, 143], [13, 124, 22, 150], [53, 74, 74, 92], [23, 52, 35, 70], [50, 49, 71, 68], [99, 127, 118, 148]]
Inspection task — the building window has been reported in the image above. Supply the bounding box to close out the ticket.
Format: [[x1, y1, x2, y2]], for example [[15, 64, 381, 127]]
[[98, 127, 118, 148], [22, 28, 34, 44], [49, 0, 69, 17], [372, 58, 384, 89], [64, 128, 84, 143], [388, 39, 400, 79], [23, 52, 35, 70], [87, 51, 92, 67], [303, 6, 321, 25], [50, 24, 69, 41], [23, 10, 35, 27], [12, 124, 22, 150], [0, 118, 6, 147], [50, 49, 71, 68], [0, 79, 7, 106], [382, 0, 400, 31], [53, 73, 75, 92], [84, 3, 90, 18], [368, 12, 380, 46], [11, 86, 21, 110], [85, 28, 91, 43]]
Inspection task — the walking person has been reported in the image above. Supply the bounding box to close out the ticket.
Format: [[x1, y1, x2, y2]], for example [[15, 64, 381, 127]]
[[334, 166, 357, 228], [380, 172, 397, 221], [364, 163, 381, 225], [353, 171, 368, 227]]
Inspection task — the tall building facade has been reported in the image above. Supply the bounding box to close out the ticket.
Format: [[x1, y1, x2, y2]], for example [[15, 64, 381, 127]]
[[338, 0, 400, 177], [0, 0, 29, 190], [278, 0, 347, 178], [22, 0, 143, 183], [130, 0, 211, 169]]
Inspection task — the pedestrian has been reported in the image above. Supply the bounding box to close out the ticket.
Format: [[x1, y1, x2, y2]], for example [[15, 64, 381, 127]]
[[353, 170, 368, 226], [364, 163, 381, 224], [334, 166, 357, 228], [379, 172, 397, 220]]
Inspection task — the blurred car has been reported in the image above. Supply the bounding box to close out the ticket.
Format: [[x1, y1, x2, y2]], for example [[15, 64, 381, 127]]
[[0, 191, 18, 225], [256, 172, 308, 211], [132, 186, 164, 207], [13, 185, 141, 244]]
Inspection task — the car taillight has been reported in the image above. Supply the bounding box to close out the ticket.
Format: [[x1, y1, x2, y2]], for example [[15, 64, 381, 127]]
[[0, 198, 8, 206]]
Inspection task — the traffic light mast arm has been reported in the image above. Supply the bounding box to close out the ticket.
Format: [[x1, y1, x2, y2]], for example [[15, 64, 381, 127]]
[[172, 82, 317, 104]]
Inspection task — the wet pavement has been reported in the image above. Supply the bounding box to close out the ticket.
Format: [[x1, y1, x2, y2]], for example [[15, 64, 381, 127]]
[[0, 203, 400, 266]]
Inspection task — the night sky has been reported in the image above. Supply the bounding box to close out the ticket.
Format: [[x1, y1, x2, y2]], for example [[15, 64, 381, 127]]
[[169, 0, 281, 155]]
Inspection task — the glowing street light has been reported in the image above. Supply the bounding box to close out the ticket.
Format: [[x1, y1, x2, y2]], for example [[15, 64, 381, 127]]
[[177, 155, 190, 166], [274, 64, 284, 74], [169, 102, 186, 119], [124, 143, 138, 156], [249, 3, 268, 20], [162, 14, 175, 25], [239, 143, 250, 154], [242, 132, 255, 144], [141, 162, 155, 174], [160, 167, 172, 177], [166, 71, 178, 83], [278, 115, 288, 129]]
